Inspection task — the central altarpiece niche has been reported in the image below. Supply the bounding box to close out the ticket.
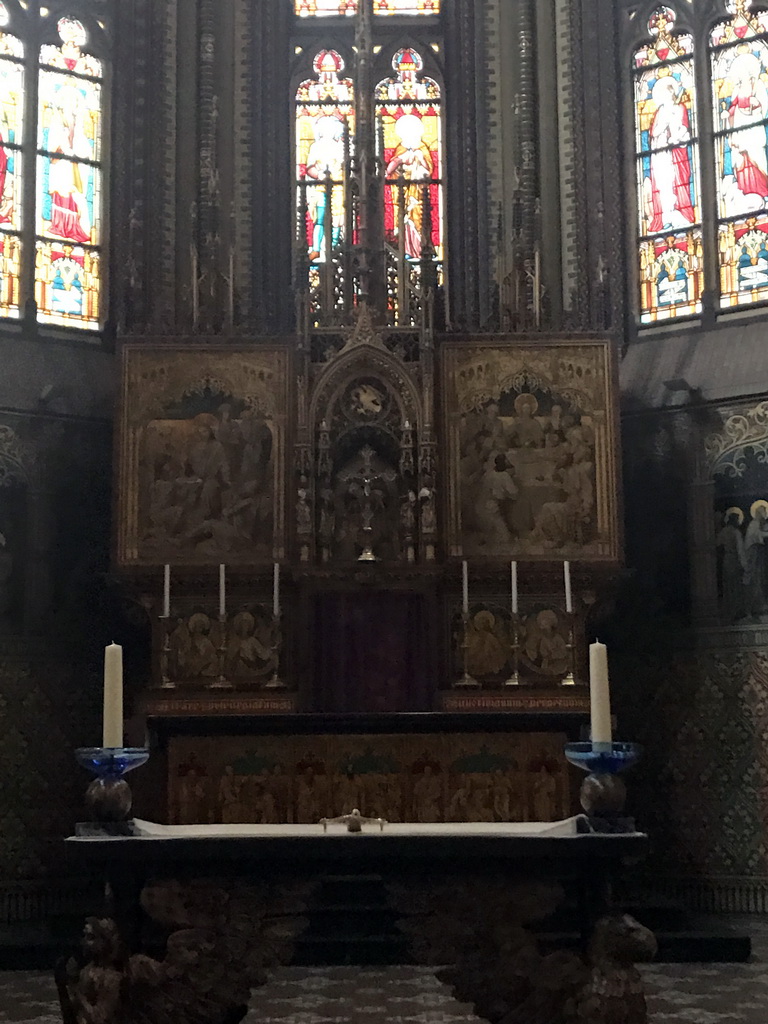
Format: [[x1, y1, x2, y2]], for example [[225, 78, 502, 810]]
[[111, 3, 623, 827]]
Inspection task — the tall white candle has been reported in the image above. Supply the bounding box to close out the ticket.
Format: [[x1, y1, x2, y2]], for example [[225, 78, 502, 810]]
[[162, 564, 170, 618], [461, 560, 469, 615], [219, 564, 226, 618], [564, 560, 573, 614], [103, 643, 123, 749], [511, 561, 518, 615], [589, 640, 613, 746], [273, 562, 280, 617]]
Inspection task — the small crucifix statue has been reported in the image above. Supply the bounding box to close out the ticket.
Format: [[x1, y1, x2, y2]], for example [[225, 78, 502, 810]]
[[338, 444, 397, 562]]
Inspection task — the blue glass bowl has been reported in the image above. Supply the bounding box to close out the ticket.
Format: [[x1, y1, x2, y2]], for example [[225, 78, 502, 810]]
[[564, 741, 642, 775], [76, 747, 150, 778]]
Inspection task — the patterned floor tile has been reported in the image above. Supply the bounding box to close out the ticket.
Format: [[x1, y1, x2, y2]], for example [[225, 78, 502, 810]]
[[0, 919, 767, 1022]]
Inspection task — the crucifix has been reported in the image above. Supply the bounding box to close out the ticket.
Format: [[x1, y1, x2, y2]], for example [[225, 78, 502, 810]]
[[338, 444, 397, 562]]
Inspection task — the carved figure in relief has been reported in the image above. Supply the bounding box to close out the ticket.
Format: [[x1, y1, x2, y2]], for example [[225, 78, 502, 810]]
[[464, 610, 509, 678], [225, 610, 275, 683], [522, 609, 569, 679], [184, 613, 219, 680], [475, 454, 518, 547], [532, 766, 558, 821], [218, 765, 242, 824], [412, 764, 441, 822]]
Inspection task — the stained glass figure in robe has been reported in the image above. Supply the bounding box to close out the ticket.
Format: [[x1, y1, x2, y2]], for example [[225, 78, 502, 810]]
[[295, 50, 354, 264], [0, 4, 23, 317], [376, 48, 442, 262], [36, 17, 103, 327], [711, 2, 768, 305], [373, 0, 440, 12], [295, 0, 357, 16], [634, 8, 702, 321]]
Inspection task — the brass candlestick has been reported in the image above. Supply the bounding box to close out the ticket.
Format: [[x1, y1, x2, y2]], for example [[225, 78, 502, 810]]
[[208, 613, 233, 690], [561, 615, 576, 686], [158, 618, 175, 689], [263, 611, 287, 689], [503, 611, 520, 687], [454, 610, 480, 688]]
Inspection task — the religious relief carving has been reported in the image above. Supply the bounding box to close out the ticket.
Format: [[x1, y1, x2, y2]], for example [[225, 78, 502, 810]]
[[442, 339, 620, 561], [117, 346, 289, 566], [161, 606, 278, 690]]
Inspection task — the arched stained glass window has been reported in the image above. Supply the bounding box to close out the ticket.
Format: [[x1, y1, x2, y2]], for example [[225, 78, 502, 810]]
[[296, 50, 354, 304], [294, 0, 440, 16], [376, 47, 443, 267], [711, 0, 768, 307], [633, 7, 702, 323], [36, 17, 103, 328], [0, 3, 24, 318]]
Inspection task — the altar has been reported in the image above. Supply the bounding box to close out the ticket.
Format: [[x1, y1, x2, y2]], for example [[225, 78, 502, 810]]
[[58, 816, 652, 1024]]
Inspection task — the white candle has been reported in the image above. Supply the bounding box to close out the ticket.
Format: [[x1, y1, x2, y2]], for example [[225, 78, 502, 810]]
[[273, 562, 280, 617], [162, 564, 170, 618], [589, 640, 613, 746], [103, 643, 123, 749], [461, 560, 469, 616], [511, 560, 518, 615], [219, 564, 226, 618], [564, 560, 572, 614]]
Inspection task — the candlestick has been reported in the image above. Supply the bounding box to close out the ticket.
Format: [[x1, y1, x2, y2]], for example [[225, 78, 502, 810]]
[[219, 564, 226, 618], [564, 560, 572, 614], [589, 640, 613, 746], [273, 562, 280, 617], [103, 643, 123, 748], [461, 560, 469, 616], [511, 560, 518, 615], [162, 564, 170, 618]]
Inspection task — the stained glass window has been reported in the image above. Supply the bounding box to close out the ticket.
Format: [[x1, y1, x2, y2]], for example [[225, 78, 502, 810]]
[[376, 47, 443, 270], [633, 7, 702, 322], [296, 49, 354, 309], [294, 0, 440, 15], [711, 0, 768, 307], [35, 17, 103, 328], [373, 0, 440, 12], [0, 3, 23, 318]]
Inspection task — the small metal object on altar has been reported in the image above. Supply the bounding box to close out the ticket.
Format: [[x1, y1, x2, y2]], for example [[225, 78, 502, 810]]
[[504, 610, 520, 687], [561, 617, 576, 686], [319, 808, 387, 833], [454, 610, 480, 688]]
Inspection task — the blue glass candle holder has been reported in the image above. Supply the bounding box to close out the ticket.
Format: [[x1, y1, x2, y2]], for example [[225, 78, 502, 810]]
[[75, 747, 149, 835], [564, 741, 642, 833]]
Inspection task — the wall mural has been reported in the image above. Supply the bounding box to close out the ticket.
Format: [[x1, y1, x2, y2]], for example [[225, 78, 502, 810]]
[[168, 732, 572, 826], [707, 399, 768, 624], [117, 345, 289, 566], [441, 339, 621, 561]]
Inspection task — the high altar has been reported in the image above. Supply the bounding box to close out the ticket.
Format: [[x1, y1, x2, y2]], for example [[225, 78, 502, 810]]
[[108, 2, 624, 832]]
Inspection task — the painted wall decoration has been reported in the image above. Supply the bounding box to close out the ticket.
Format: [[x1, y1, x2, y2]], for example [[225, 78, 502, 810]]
[[117, 345, 289, 566], [168, 732, 571, 826], [441, 339, 621, 561], [707, 399, 768, 624], [294, 0, 440, 15]]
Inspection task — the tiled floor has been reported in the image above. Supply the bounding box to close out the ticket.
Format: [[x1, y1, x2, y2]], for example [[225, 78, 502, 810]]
[[0, 919, 767, 1023]]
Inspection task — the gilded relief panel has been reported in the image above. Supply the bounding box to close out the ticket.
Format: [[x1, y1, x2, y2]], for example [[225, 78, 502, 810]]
[[117, 344, 289, 566], [441, 339, 621, 561], [168, 732, 572, 826]]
